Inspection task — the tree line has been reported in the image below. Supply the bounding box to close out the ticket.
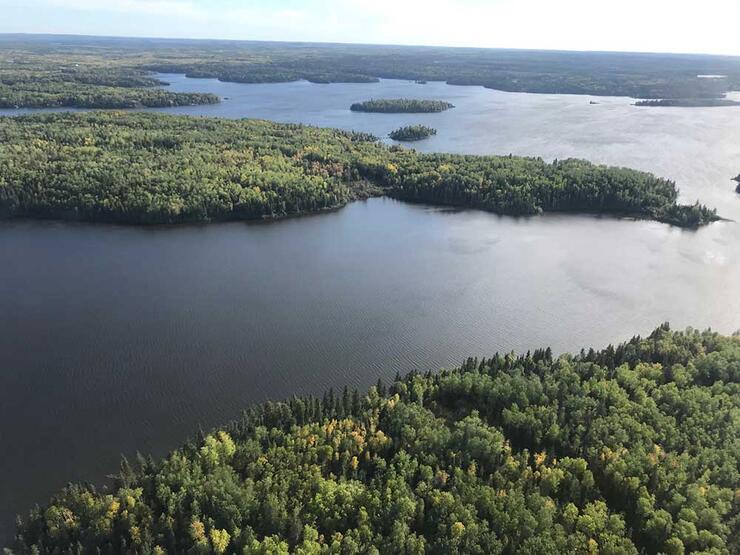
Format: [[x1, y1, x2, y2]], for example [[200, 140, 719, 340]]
[[8, 325, 739, 553], [138, 44, 740, 100], [0, 112, 718, 227], [0, 83, 219, 109], [6, 37, 740, 108], [635, 99, 740, 108], [0, 57, 220, 109]]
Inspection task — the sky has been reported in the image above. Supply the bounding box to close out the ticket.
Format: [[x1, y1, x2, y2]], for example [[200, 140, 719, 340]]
[[3, 0, 740, 56]]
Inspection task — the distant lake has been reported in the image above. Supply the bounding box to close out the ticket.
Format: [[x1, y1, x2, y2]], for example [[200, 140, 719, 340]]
[[1, 76, 740, 541]]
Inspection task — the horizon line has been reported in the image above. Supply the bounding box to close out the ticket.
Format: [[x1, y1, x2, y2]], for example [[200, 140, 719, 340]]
[[2, 31, 740, 60]]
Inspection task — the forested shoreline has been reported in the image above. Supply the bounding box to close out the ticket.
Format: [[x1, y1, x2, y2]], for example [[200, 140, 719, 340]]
[[3, 35, 740, 108], [0, 60, 220, 109], [8, 325, 739, 554], [0, 84, 219, 109], [0, 112, 719, 227]]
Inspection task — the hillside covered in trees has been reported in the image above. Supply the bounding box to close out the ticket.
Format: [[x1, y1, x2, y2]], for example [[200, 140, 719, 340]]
[[350, 99, 454, 113], [8, 325, 739, 554], [3, 35, 740, 108], [0, 112, 718, 227]]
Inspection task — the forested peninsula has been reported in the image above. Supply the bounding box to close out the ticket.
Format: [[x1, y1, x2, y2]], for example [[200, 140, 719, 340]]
[[351, 99, 454, 113], [0, 85, 219, 109], [0, 62, 219, 109], [9, 325, 740, 554], [0, 112, 718, 227]]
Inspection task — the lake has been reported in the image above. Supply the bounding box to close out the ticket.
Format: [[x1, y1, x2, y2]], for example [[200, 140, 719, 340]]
[[1, 76, 739, 541]]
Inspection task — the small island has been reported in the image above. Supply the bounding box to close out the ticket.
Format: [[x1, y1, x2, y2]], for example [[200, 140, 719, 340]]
[[350, 98, 454, 113], [388, 124, 437, 141], [635, 98, 740, 107], [734, 174, 740, 193]]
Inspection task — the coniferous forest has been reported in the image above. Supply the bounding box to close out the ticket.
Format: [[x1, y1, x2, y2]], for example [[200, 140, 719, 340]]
[[0, 112, 718, 227], [9, 326, 739, 554]]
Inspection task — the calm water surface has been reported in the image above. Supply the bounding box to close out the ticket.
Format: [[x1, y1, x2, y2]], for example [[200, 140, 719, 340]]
[[1, 76, 740, 540]]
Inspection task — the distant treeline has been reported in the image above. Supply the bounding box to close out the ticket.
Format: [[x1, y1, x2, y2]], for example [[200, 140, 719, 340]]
[[0, 83, 219, 109], [351, 99, 454, 113], [0, 61, 220, 109], [3, 36, 740, 108], [9, 325, 740, 554], [389, 125, 437, 141], [140, 46, 740, 99], [0, 112, 718, 227], [635, 98, 740, 107]]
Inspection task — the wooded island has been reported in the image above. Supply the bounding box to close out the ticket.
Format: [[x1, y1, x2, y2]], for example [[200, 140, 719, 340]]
[[388, 125, 437, 141], [350, 99, 454, 113]]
